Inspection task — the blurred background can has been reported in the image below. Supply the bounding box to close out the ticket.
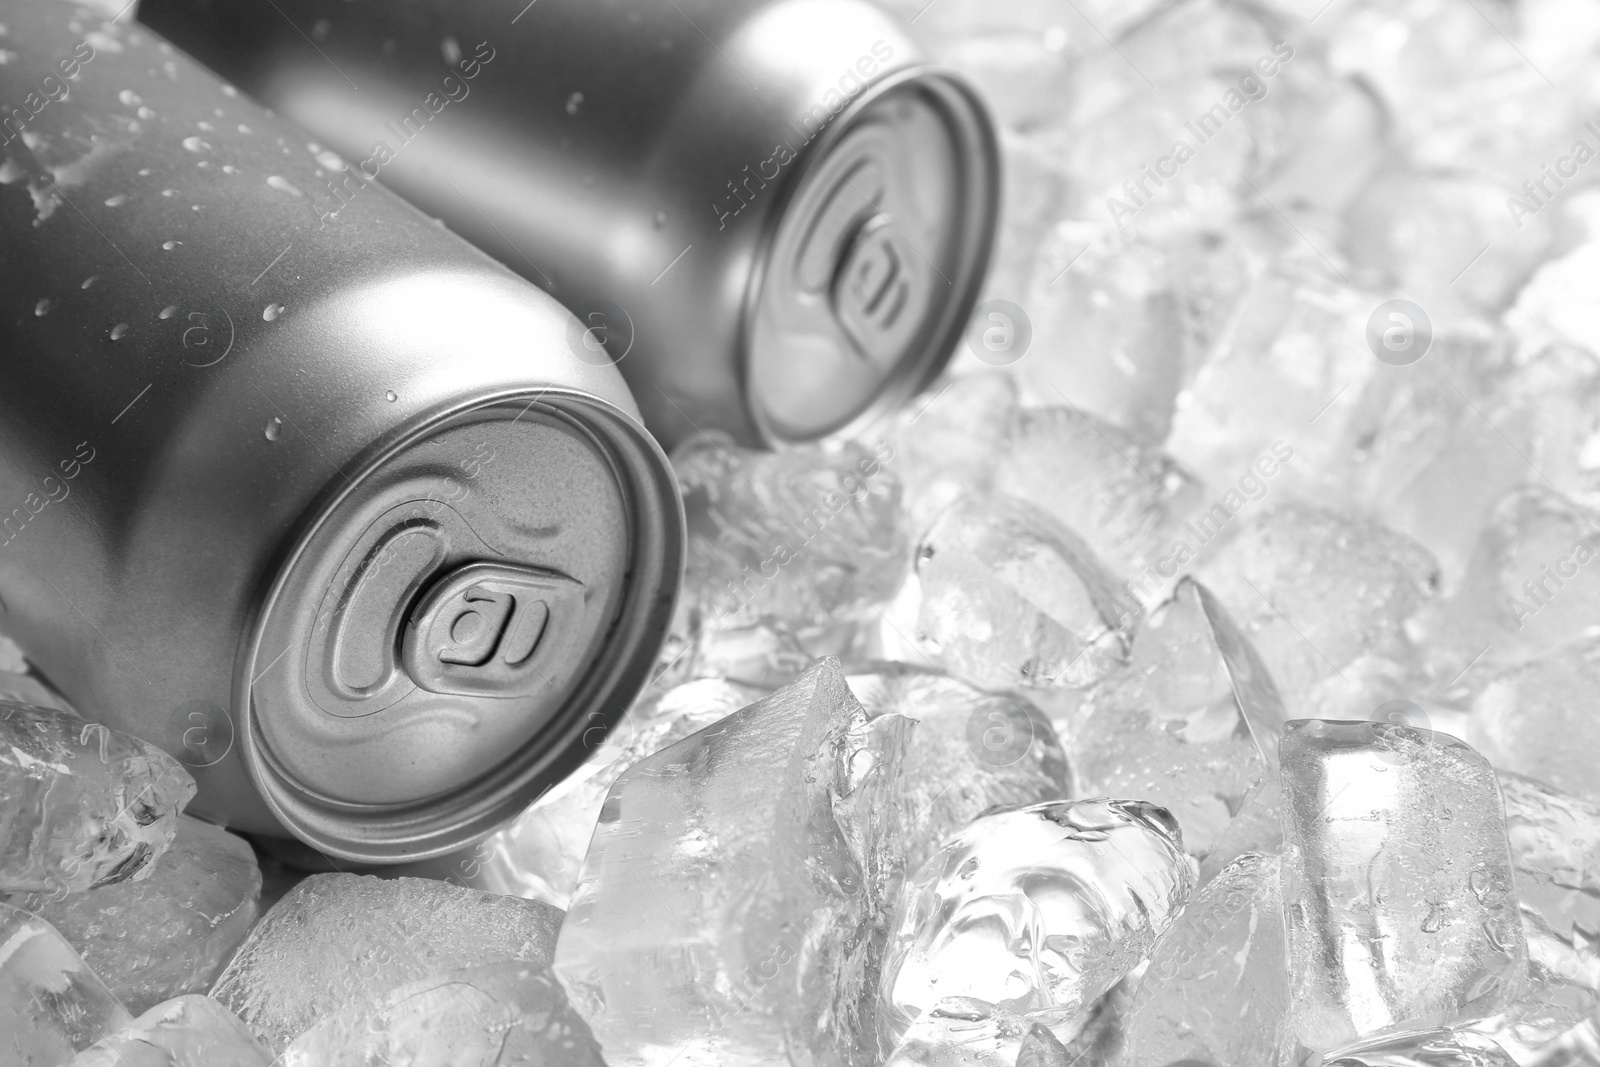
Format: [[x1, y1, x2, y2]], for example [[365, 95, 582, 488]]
[[0, 6, 683, 864], [139, 0, 1001, 449]]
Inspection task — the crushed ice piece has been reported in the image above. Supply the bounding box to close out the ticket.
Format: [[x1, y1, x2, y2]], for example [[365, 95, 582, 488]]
[[886, 371, 1018, 533], [1196, 502, 1439, 720], [211, 873, 561, 1052], [878, 798, 1192, 1052], [69, 994, 272, 1067], [846, 665, 1073, 877], [8, 815, 260, 1014], [1279, 719, 1527, 1051], [1469, 636, 1600, 805], [554, 657, 899, 1067], [0, 700, 195, 893], [912, 494, 1130, 691], [0, 901, 132, 1064], [1124, 852, 1292, 1067], [1462, 908, 1600, 1062], [1500, 773, 1600, 952], [468, 676, 761, 908], [996, 406, 1207, 583], [882, 998, 1082, 1067], [1069, 576, 1283, 858], [672, 436, 907, 641], [1324, 1028, 1520, 1067], [279, 961, 604, 1067], [1508, 244, 1600, 360]]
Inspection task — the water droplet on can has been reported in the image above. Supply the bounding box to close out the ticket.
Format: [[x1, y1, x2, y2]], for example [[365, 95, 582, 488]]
[[181, 135, 209, 153], [158, 305, 177, 319], [34, 298, 50, 316], [264, 416, 283, 441], [384, 390, 398, 402], [263, 303, 284, 321], [109, 323, 128, 340], [81, 276, 97, 289], [118, 89, 141, 106], [161, 240, 180, 250], [566, 91, 584, 115], [104, 194, 126, 207]]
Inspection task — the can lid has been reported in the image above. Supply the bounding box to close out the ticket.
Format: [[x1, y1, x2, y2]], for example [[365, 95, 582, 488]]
[[241, 392, 682, 863], [745, 69, 999, 445]]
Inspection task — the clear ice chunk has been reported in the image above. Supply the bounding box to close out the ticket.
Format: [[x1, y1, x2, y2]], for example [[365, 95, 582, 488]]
[[1069, 576, 1282, 859], [278, 961, 604, 1067], [1324, 1028, 1520, 1067], [672, 436, 908, 648], [1278, 719, 1527, 1052], [1196, 502, 1439, 720], [912, 494, 1130, 691], [882, 998, 1081, 1067], [878, 799, 1192, 1052], [1419, 487, 1600, 674], [1469, 636, 1600, 805], [846, 665, 1073, 876], [996, 406, 1207, 583], [1519, 1003, 1600, 1067], [553, 657, 897, 1067], [1463, 909, 1600, 1062], [0, 700, 195, 893], [885, 371, 1018, 534], [69, 994, 272, 1067], [1500, 773, 1600, 953], [467, 677, 761, 908], [8, 815, 260, 1014], [0, 900, 132, 1066], [210, 873, 562, 1052], [1124, 852, 1294, 1067]]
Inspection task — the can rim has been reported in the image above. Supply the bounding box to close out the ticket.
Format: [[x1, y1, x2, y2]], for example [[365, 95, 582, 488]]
[[231, 387, 685, 864], [738, 64, 1001, 449]]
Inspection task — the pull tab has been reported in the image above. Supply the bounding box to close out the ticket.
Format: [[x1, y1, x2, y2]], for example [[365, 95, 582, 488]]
[[832, 213, 921, 364], [402, 562, 585, 698]]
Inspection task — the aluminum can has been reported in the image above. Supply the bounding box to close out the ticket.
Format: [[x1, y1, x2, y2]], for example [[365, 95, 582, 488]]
[[0, 6, 684, 864], [140, 0, 1001, 448]]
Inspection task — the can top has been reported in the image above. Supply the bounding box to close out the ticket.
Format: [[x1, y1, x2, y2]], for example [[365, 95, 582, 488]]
[[745, 69, 998, 445], [242, 391, 681, 863]]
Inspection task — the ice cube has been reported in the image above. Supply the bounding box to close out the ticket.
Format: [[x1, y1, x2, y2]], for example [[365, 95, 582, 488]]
[[1278, 719, 1527, 1051], [1500, 773, 1600, 952], [1324, 1028, 1520, 1067], [0, 901, 132, 1065], [1469, 636, 1600, 805], [211, 873, 562, 1052], [997, 406, 1207, 583], [1411, 487, 1600, 675], [278, 961, 604, 1067], [0, 700, 195, 894], [69, 994, 272, 1067], [1123, 852, 1294, 1067], [912, 494, 1131, 691], [882, 998, 1081, 1067], [7, 815, 260, 1014], [1196, 502, 1439, 720], [1519, 1003, 1600, 1067], [885, 371, 1018, 535], [673, 435, 907, 638], [878, 799, 1192, 1051], [1069, 576, 1283, 858], [464, 676, 762, 908], [1164, 260, 1375, 502], [1344, 167, 1556, 318], [1011, 222, 1188, 444], [1200, 770, 1285, 884], [846, 665, 1073, 876], [1508, 245, 1600, 362], [553, 658, 896, 1067]]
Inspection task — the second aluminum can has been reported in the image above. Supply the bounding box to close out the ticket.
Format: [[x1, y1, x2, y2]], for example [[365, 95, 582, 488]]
[[141, 0, 1001, 448]]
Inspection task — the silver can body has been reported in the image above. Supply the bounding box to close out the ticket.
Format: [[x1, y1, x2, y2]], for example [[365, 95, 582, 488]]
[[140, 0, 1001, 448], [0, 6, 684, 863]]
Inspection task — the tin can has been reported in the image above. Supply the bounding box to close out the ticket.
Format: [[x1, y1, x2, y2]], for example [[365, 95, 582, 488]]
[[139, 0, 1001, 449], [0, 7, 684, 864]]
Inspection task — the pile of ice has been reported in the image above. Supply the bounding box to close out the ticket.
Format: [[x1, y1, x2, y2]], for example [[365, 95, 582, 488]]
[[7, 0, 1600, 1063]]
